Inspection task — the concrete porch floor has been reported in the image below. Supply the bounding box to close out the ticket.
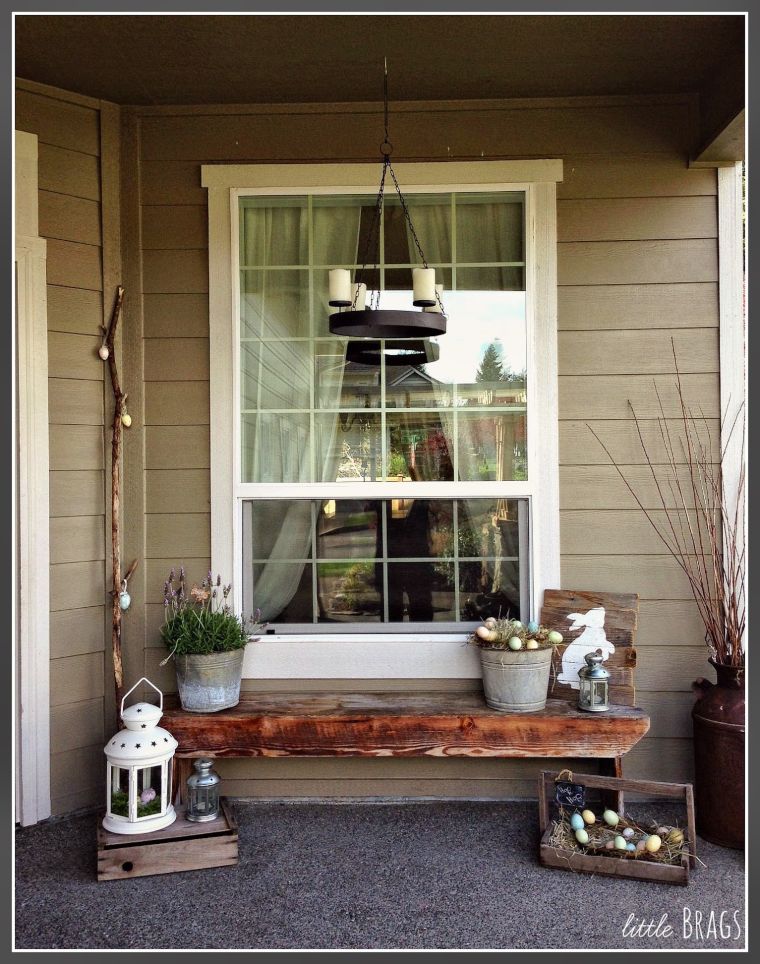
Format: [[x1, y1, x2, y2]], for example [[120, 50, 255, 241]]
[[15, 800, 745, 950]]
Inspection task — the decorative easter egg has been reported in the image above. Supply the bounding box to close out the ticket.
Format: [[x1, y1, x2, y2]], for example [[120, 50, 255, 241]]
[[581, 809, 596, 825], [119, 590, 131, 611], [527, 621, 539, 634], [525, 639, 539, 650], [507, 636, 523, 651], [622, 827, 634, 839], [602, 809, 619, 827], [121, 413, 132, 428], [98, 345, 110, 360], [476, 626, 497, 642], [140, 787, 156, 804], [605, 840, 615, 850], [657, 826, 669, 836], [511, 620, 523, 629], [614, 835, 627, 850], [667, 828, 684, 847], [484, 617, 497, 630], [574, 828, 589, 845], [547, 630, 563, 644], [636, 840, 647, 852], [570, 812, 585, 831], [645, 834, 662, 854], [626, 842, 636, 852]]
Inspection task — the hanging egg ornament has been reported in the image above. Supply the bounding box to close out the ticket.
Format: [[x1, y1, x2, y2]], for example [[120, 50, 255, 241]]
[[570, 812, 585, 831], [507, 636, 523, 651], [121, 412, 132, 428], [547, 630, 563, 644], [98, 344, 110, 360], [602, 809, 619, 827], [119, 580, 131, 612]]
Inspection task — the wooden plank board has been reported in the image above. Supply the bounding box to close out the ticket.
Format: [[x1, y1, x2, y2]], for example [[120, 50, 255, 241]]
[[145, 469, 210, 513], [560, 554, 699, 600], [558, 239, 717, 286], [50, 514, 105, 565], [50, 469, 105, 517], [144, 337, 209, 381], [557, 154, 716, 199], [138, 104, 693, 161], [50, 652, 104, 706], [219, 776, 541, 799], [46, 238, 103, 291], [145, 512, 210, 558], [50, 606, 107, 659], [142, 205, 208, 249], [163, 693, 649, 759], [558, 282, 719, 331], [558, 373, 719, 420], [144, 558, 211, 601], [144, 293, 209, 337], [560, 465, 710, 510], [49, 424, 104, 469], [637, 599, 711, 647], [557, 196, 717, 242], [38, 143, 100, 201], [52, 784, 103, 816], [51, 698, 104, 754], [50, 559, 105, 611], [559, 418, 720, 465], [145, 426, 210, 468], [559, 328, 718, 376], [46, 285, 104, 335], [142, 249, 208, 294], [141, 160, 206, 205], [560, 508, 712, 555], [39, 190, 102, 246], [47, 332, 104, 381], [50, 743, 103, 799], [144, 382, 209, 425], [15, 88, 100, 155]]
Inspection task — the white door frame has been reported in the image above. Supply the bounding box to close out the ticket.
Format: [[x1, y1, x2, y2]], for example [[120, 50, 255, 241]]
[[14, 130, 51, 826]]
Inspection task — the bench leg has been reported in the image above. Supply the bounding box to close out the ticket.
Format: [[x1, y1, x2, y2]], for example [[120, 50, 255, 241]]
[[172, 757, 193, 808], [599, 757, 624, 815]]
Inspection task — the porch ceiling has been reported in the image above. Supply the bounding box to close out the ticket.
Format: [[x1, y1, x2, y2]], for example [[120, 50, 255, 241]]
[[15, 14, 744, 160]]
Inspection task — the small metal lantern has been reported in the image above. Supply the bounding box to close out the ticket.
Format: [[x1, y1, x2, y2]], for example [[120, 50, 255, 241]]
[[186, 759, 221, 822], [578, 649, 610, 712], [103, 678, 178, 834]]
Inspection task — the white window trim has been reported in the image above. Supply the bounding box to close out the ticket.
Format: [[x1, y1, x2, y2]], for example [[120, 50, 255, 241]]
[[14, 131, 51, 824], [203, 160, 561, 679]]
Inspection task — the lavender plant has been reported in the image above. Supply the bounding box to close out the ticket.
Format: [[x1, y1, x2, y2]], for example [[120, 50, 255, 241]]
[[160, 568, 266, 659]]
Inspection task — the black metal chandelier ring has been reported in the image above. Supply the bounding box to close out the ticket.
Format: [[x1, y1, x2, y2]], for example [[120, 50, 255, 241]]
[[346, 339, 440, 367], [331, 309, 446, 339]]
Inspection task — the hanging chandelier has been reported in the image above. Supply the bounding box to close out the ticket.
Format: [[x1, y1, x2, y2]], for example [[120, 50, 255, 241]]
[[328, 60, 447, 341]]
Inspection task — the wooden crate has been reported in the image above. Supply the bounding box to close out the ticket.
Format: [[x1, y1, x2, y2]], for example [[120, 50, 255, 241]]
[[538, 771, 696, 886], [97, 797, 238, 882]]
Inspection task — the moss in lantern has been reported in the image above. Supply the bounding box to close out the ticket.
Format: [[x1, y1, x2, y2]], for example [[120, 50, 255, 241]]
[[110, 788, 163, 818]]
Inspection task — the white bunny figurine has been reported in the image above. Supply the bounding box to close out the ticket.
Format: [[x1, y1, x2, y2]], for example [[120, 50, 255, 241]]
[[557, 607, 615, 689]]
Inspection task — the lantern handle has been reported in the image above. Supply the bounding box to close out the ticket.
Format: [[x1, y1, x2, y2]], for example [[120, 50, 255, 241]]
[[121, 677, 163, 717]]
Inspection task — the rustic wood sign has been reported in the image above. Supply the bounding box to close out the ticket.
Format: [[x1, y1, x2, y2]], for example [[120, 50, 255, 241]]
[[540, 589, 639, 706], [554, 779, 586, 809]]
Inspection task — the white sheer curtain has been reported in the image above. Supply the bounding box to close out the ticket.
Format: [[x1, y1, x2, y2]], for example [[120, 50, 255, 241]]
[[241, 199, 362, 621]]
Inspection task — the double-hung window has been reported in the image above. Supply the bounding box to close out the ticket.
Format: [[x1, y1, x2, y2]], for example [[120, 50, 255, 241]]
[[205, 161, 561, 678]]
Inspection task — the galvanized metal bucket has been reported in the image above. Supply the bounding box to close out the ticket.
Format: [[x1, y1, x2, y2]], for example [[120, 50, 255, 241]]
[[174, 650, 245, 713], [479, 646, 553, 713]]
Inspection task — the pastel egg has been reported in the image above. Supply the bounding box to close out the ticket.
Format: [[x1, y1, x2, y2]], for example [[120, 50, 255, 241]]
[[581, 810, 596, 825], [121, 413, 132, 428], [98, 345, 110, 360], [507, 636, 523, 650], [635, 840, 647, 852], [511, 620, 523, 629], [626, 842, 636, 852], [645, 834, 662, 853], [570, 812, 585, 831], [667, 829, 684, 847], [547, 630, 563, 644], [525, 639, 539, 650], [614, 835, 627, 850], [622, 827, 634, 839], [574, 828, 589, 845], [476, 626, 497, 642], [657, 826, 669, 836], [602, 809, 619, 827], [527, 621, 539, 634], [484, 617, 497, 630], [605, 840, 615, 850]]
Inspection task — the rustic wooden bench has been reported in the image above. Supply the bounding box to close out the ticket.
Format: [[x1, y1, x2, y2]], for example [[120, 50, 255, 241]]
[[164, 590, 649, 808]]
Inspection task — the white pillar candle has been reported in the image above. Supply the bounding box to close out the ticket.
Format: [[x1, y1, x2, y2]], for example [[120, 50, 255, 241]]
[[328, 268, 352, 306], [351, 282, 367, 311], [424, 283, 444, 313], [412, 267, 436, 306]]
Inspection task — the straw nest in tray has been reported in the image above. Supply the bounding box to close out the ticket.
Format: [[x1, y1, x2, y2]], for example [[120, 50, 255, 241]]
[[548, 810, 690, 866]]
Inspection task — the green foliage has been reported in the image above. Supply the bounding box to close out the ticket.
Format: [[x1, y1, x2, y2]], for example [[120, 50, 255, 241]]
[[475, 342, 506, 383], [161, 568, 265, 657], [110, 789, 163, 818]]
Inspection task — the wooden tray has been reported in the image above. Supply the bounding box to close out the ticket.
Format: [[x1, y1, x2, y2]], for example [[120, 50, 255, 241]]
[[538, 771, 696, 886], [97, 797, 238, 881]]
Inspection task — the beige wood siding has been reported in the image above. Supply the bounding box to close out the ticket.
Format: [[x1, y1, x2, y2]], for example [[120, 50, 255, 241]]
[[16, 82, 109, 816], [131, 97, 717, 799]]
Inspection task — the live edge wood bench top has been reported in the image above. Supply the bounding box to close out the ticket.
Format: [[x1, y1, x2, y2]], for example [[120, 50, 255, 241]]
[[163, 692, 650, 760]]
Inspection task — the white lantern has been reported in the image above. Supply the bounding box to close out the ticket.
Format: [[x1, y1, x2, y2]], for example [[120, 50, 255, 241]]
[[103, 678, 178, 835]]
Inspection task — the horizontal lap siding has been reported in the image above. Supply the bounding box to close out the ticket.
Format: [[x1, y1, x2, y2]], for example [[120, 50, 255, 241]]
[[16, 84, 107, 815], [136, 99, 715, 799]]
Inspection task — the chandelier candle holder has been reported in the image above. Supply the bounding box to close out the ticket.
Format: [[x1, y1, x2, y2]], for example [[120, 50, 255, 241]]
[[328, 60, 447, 342], [103, 678, 178, 835]]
